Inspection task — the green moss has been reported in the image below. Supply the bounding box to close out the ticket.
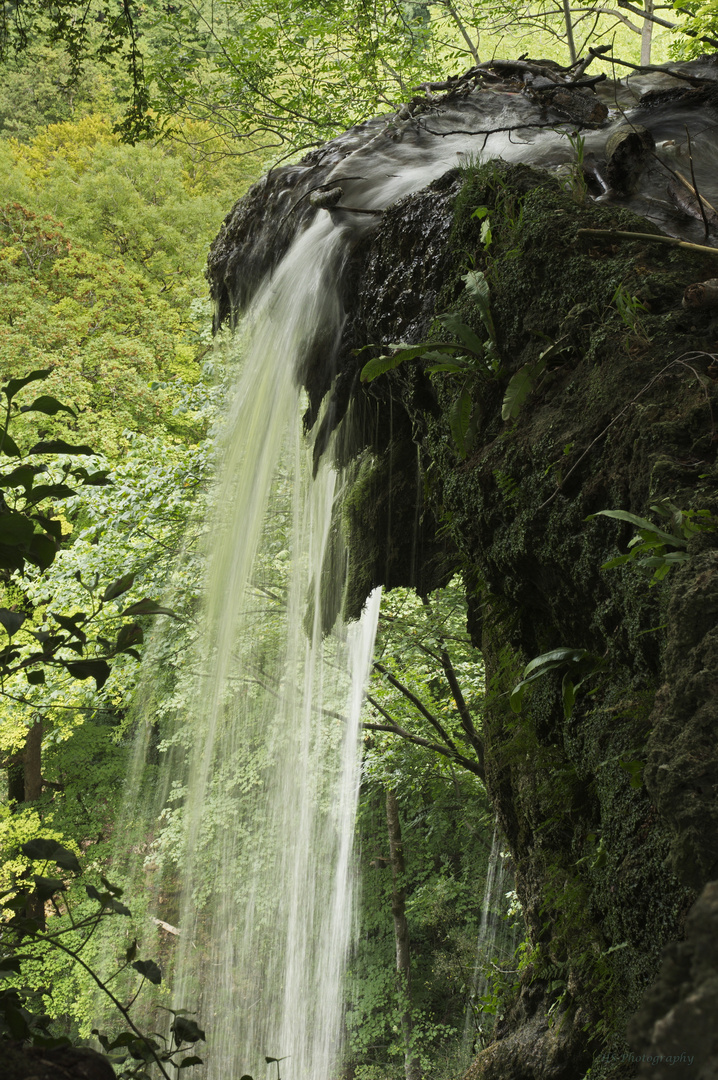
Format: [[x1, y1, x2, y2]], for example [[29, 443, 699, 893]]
[[340, 157, 718, 1077]]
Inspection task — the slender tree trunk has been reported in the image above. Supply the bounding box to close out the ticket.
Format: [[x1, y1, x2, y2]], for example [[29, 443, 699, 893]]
[[641, 0, 654, 65], [562, 0, 577, 63], [20, 718, 46, 928], [23, 717, 43, 801], [4, 718, 44, 804], [386, 789, 421, 1080]]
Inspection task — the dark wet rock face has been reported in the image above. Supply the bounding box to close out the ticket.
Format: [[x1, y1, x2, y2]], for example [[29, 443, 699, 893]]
[[627, 880, 718, 1080], [209, 55, 718, 1080], [207, 57, 718, 334], [645, 550, 718, 888], [338, 160, 718, 1079]]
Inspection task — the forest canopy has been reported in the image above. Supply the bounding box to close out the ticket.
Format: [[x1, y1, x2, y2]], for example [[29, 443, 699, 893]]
[[1, 0, 716, 151]]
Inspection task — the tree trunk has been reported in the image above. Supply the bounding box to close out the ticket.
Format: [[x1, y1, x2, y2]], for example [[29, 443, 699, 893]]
[[386, 788, 421, 1080], [562, 0, 577, 63], [641, 0, 654, 65], [23, 717, 43, 801], [4, 717, 44, 805]]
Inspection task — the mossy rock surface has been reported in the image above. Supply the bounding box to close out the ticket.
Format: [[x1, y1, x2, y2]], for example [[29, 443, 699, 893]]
[[336, 161, 718, 1079]]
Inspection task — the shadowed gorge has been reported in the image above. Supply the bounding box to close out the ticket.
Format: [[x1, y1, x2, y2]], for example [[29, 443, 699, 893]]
[[206, 55, 718, 1080]]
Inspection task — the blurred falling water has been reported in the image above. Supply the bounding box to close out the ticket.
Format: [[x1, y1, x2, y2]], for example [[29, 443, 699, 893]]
[[130, 114, 545, 1080], [463, 827, 516, 1057], [111, 59, 718, 1080], [150, 215, 383, 1080]]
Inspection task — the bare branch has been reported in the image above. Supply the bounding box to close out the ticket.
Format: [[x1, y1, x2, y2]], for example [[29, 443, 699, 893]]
[[374, 662, 460, 753]]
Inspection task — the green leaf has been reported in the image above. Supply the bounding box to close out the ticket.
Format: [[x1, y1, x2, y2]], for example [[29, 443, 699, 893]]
[[438, 313, 484, 356], [115, 622, 144, 652], [0, 433, 21, 457], [2, 369, 52, 402], [0, 464, 46, 489], [20, 395, 76, 419], [360, 351, 408, 382], [601, 553, 632, 570], [100, 876, 124, 897], [32, 875, 67, 901], [63, 660, 111, 690], [27, 533, 57, 570], [132, 959, 162, 985], [50, 612, 87, 643], [121, 599, 177, 619], [426, 360, 469, 375], [125, 940, 138, 962], [91, 1031, 111, 1053], [26, 669, 45, 685], [360, 342, 463, 382], [0, 957, 22, 975], [523, 647, 587, 677], [28, 440, 95, 456], [172, 1016, 206, 1045], [0, 608, 27, 636], [22, 839, 81, 874], [538, 336, 570, 363], [71, 467, 112, 486], [510, 648, 590, 713], [26, 483, 77, 504], [449, 385, 472, 459], [102, 573, 136, 602], [587, 509, 686, 548], [0, 513, 35, 545], [85, 884, 108, 905], [461, 270, 496, 343], [179, 1057, 204, 1068], [2, 996, 32, 1040], [33, 513, 64, 543], [619, 758, 644, 789], [502, 359, 546, 422]]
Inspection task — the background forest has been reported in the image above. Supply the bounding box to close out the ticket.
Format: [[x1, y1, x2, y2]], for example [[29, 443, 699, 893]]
[[0, 2, 715, 1079]]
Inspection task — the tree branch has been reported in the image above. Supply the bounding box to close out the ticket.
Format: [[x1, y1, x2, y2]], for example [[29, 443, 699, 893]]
[[439, 650, 485, 779], [364, 699, 484, 780], [373, 662, 459, 753]]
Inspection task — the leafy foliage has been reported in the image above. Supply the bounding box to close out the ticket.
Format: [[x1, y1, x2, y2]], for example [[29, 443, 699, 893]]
[[510, 646, 604, 720], [346, 581, 505, 1074], [588, 501, 715, 584], [0, 838, 204, 1078], [0, 369, 181, 701], [360, 271, 502, 459]]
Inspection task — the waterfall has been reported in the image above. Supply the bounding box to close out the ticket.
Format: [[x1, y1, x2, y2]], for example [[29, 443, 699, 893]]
[[142, 215, 384, 1080], [109, 60, 718, 1080], [463, 827, 516, 1057], [125, 110, 535, 1080]]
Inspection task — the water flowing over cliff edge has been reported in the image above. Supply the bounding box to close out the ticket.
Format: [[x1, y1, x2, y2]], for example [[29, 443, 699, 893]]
[[207, 53, 718, 1080]]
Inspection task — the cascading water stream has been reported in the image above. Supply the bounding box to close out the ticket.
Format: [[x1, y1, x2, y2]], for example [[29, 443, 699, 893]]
[[462, 827, 516, 1057], [111, 59, 718, 1080], [125, 116, 546, 1080]]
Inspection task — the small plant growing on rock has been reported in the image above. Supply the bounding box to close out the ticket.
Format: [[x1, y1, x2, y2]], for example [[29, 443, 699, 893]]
[[588, 501, 716, 584]]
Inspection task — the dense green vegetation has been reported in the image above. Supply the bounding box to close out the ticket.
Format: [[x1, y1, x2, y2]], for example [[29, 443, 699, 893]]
[[1, 3, 716, 1079]]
